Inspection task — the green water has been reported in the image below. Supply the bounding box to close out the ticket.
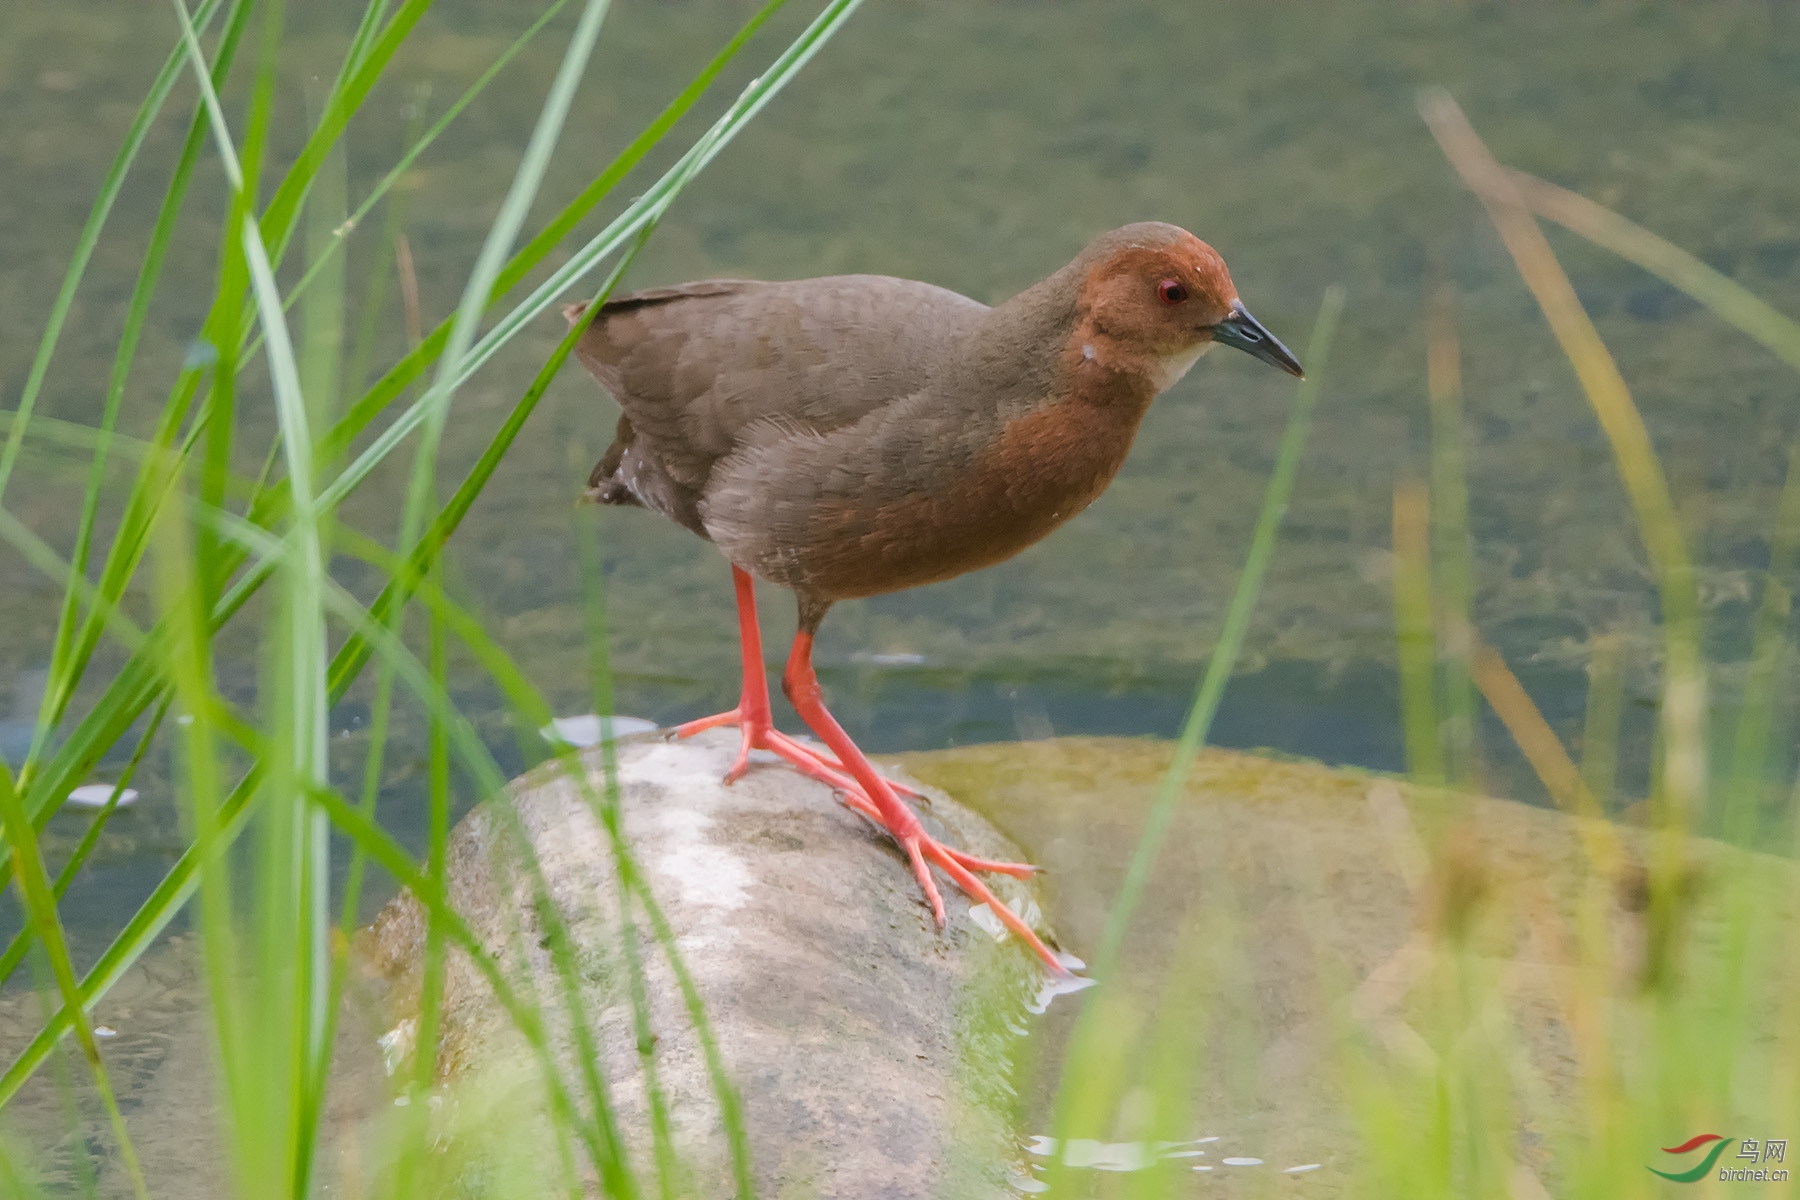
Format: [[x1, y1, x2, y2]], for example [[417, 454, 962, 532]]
[[1, 0, 1798, 1187], [8, 0, 1800, 773]]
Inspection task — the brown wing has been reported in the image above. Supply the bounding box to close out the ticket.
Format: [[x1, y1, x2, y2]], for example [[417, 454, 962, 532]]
[[567, 275, 984, 536]]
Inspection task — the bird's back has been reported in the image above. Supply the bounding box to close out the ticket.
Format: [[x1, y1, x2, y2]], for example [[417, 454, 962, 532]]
[[572, 275, 986, 536]]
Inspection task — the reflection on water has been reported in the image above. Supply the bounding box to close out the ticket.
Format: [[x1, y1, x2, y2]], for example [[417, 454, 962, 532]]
[[539, 711, 659, 747], [1015, 1136, 1323, 1189], [63, 784, 139, 809], [1, 0, 1797, 1189]]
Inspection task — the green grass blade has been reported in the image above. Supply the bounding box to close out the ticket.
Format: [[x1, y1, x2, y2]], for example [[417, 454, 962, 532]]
[[15, 0, 812, 825], [147, 476, 252, 1193], [11, 0, 249, 790], [203, 0, 814, 642], [303, 783, 601, 1155], [177, 2, 337, 1191], [39, 71, 221, 670], [26, 0, 254, 777], [1722, 435, 1800, 840], [255, 0, 435, 261], [1421, 88, 1707, 828], [0, 700, 169, 987], [487, 0, 789, 333], [168, 0, 248, 192], [323, 235, 649, 699], [15, 0, 422, 779], [335, 0, 394, 88], [288, 77, 354, 1200], [8, 483, 714, 1194], [378, 5, 631, 1183], [0, 4, 871, 1126], [391, 0, 613, 578], [272, 1, 573, 353], [1579, 633, 1624, 812], [0, 766, 150, 1199], [13, 0, 422, 788], [313, 0, 865, 527], [1426, 281, 1480, 789], [0, 0, 228, 505], [1394, 479, 1445, 785], [1047, 289, 1342, 1192], [3, 496, 631, 1176], [576, 507, 684, 1200], [1080, 286, 1344, 991], [0, 509, 150, 653], [0, 531, 536, 1113], [462, 0, 866, 392], [1510, 169, 1800, 376]]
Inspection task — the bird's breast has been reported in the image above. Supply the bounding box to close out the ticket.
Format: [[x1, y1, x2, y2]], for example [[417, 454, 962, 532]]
[[793, 392, 1151, 599]]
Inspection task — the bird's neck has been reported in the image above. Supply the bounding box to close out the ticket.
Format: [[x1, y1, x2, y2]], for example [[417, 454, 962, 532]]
[[971, 268, 1201, 412], [1059, 319, 1204, 406], [951, 288, 1163, 533]]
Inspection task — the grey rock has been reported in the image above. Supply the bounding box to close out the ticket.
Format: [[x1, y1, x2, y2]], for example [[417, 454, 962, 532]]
[[362, 728, 1052, 1199]]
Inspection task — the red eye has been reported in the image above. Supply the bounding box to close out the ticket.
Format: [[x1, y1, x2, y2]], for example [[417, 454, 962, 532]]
[[1157, 279, 1188, 305]]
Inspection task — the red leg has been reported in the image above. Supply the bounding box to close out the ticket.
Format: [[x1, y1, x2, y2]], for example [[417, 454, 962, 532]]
[[781, 627, 1068, 975], [673, 567, 925, 799], [672, 566, 853, 788]]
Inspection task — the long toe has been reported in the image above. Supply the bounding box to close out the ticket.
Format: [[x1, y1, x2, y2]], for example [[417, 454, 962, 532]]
[[765, 730, 859, 789], [902, 836, 948, 928], [674, 708, 743, 740], [853, 792, 1059, 969], [679, 710, 866, 791], [773, 738, 927, 800], [778, 633, 1066, 971], [721, 737, 755, 784], [766, 730, 924, 798], [936, 845, 1038, 879], [921, 839, 1066, 974]]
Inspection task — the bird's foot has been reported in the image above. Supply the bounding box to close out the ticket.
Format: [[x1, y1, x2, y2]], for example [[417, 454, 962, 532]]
[[671, 710, 925, 798], [836, 786, 1066, 975], [672, 708, 848, 789]]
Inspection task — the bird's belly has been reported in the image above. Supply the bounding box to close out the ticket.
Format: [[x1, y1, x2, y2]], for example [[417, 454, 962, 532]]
[[786, 396, 1145, 600], [795, 491, 1083, 599]]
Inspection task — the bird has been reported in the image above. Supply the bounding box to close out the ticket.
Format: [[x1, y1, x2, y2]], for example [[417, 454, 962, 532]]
[[564, 221, 1302, 974]]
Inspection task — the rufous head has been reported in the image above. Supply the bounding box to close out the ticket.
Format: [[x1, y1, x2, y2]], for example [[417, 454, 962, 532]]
[[1072, 222, 1303, 382]]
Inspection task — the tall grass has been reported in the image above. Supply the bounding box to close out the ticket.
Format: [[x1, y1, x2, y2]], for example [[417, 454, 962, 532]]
[[1027, 92, 1799, 1200], [1326, 91, 1800, 1198], [0, 0, 865, 1194]]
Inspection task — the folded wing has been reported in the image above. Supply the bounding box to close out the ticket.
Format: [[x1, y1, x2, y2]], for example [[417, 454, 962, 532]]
[[569, 275, 985, 536]]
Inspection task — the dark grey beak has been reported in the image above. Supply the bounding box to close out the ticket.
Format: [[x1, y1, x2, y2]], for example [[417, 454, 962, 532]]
[[1211, 300, 1304, 378]]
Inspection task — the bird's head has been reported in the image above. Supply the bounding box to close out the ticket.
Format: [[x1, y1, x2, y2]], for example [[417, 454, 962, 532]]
[[1071, 222, 1303, 388]]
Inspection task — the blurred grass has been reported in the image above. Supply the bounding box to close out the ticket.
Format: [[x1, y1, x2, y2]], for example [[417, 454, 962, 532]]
[[1026, 89, 1800, 1200], [2, 5, 1797, 1197], [1342, 90, 1798, 1199], [1425, 281, 1480, 793], [0, 0, 864, 1193]]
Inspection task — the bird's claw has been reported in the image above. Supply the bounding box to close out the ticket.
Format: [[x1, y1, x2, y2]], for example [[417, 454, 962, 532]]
[[673, 709, 854, 791], [676, 711, 924, 798], [678, 703, 1066, 975], [837, 783, 1061, 971], [900, 835, 947, 927]]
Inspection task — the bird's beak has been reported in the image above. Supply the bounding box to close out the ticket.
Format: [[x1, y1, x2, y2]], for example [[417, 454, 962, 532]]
[[1210, 300, 1304, 378]]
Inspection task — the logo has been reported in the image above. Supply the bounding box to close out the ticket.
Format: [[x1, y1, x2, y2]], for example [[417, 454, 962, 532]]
[[1651, 1135, 1788, 1184], [1651, 1135, 1735, 1183]]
